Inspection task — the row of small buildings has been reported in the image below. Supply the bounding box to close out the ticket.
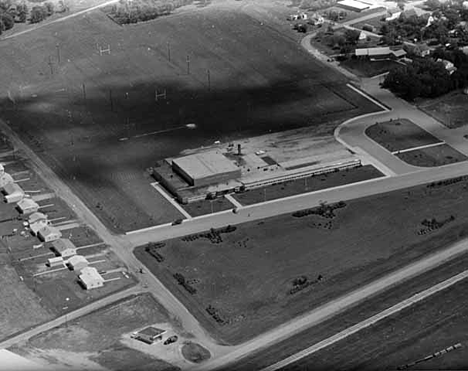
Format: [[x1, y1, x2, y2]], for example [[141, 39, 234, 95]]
[[0, 164, 104, 290]]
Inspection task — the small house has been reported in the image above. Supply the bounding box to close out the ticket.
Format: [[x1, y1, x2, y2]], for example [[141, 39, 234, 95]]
[[30, 219, 48, 236], [47, 256, 64, 268], [78, 266, 104, 290], [67, 255, 89, 271], [17, 198, 39, 214], [37, 225, 62, 242], [28, 212, 47, 225], [3, 182, 24, 203], [133, 327, 166, 344], [52, 238, 77, 258]]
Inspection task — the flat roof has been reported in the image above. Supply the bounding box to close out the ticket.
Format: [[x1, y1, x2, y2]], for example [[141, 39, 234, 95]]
[[173, 151, 239, 180], [138, 326, 166, 337], [337, 0, 370, 10]]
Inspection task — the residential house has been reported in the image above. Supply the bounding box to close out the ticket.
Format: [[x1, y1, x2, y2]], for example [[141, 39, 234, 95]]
[[3, 182, 24, 203], [132, 327, 166, 344], [17, 198, 39, 214], [37, 225, 62, 242], [78, 266, 104, 290], [47, 256, 65, 268], [437, 58, 457, 74], [67, 255, 89, 271], [355, 47, 406, 59], [52, 238, 77, 258], [0, 173, 13, 189], [30, 219, 48, 236], [28, 212, 47, 225]]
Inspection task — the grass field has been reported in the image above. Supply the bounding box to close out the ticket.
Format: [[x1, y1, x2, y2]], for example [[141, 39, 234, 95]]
[[397, 144, 468, 167], [10, 293, 182, 371], [182, 196, 235, 217], [351, 15, 385, 31], [418, 91, 468, 129], [0, 1, 380, 233], [366, 118, 442, 152], [135, 176, 468, 344], [340, 59, 401, 78], [281, 266, 468, 371], [226, 252, 468, 370], [233, 165, 383, 206]]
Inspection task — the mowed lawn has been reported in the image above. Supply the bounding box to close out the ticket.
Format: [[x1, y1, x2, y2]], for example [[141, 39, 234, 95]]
[[135, 178, 468, 344], [365, 118, 442, 152], [0, 3, 380, 233]]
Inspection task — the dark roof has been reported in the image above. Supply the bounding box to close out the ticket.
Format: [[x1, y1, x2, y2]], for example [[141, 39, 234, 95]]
[[137, 327, 166, 338]]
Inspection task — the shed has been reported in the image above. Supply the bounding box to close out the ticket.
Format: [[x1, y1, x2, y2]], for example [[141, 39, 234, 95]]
[[78, 266, 104, 290], [3, 182, 24, 203], [28, 212, 47, 225], [30, 220, 48, 236], [52, 238, 77, 258], [37, 225, 62, 242], [17, 198, 39, 214], [67, 255, 89, 271], [47, 256, 65, 268], [133, 326, 166, 344]]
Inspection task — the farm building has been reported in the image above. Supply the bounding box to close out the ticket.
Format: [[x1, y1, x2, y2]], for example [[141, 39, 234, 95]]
[[37, 225, 62, 242], [47, 256, 65, 268], [337, 0, 370, 12], [17, 198, 39, 214], [51, 238, 77, 258], [78, 267, 104, 290], [133, 327, 166, 344], [0, 172, 13, 188], [171, 151, 241, 187], [3, 182, 24, 203], [30, 219, 48, 236], [67, 255, 89, 271], [28, 212, 47, 225]]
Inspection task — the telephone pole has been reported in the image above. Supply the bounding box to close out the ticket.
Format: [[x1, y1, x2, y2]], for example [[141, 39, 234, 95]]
[[48, 56, 54, 75], [207, 69, 211, 91], [167, 41, 171, 62], [56, 43, 61, 64], [186, 55, 190, 75]]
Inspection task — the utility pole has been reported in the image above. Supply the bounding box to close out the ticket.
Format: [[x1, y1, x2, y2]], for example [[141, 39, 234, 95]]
[[56, 43, 61, 64], [82, 83, 86, 101], [109, 89, 114, 111], [48, 56, 54, 75], [167, 41, 171, 62], [207, 69, 211, 91], [186, 55, 190, 75]]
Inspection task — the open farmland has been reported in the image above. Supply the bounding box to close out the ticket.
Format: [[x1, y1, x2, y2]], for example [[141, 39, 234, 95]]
[[9, 293, 186, 371], [135, 176, 468, 344], [0, 1, 380, 233], [419, 91, 468, 129]]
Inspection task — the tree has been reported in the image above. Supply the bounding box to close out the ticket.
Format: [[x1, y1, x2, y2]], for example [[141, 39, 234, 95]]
[[30, 5, 46, 23], [44, 2, 54, 16], [0, 18, 4, 35], [344, 29, 360, 45], [17, 3, 27, 22], [0, 12, 13, 30]]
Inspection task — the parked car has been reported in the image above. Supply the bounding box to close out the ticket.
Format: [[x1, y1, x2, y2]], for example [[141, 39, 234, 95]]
[[163, 335, 178, 345], [172, 219, 183, 226]]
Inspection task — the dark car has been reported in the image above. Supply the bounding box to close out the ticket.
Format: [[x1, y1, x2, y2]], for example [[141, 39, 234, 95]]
[[163, 335, 178, 345], [171, 218, 183, 226]]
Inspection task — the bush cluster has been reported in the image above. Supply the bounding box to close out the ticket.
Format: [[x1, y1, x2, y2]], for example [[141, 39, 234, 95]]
[[427, 176, 468, 188], [292, 201, 346, 219], [289, 274, 323, 295], [181, 225, 236, 244], [173, 273, 197, 294], [417, 215, 455, 235], [206, 305, 226, 325], [145, 245, 165, 262]]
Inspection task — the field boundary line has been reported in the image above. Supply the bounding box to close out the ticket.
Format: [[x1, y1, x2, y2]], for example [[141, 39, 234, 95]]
[[392, 141, 446, 155], [346, 83, 391, 112], [225, 194, 243, 209], [150, 182, 192, 220], [260, 269, 468, 371]]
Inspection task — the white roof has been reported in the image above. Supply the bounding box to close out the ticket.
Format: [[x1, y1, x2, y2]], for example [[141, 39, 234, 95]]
[[28, 212, 47, 224], [67, 255, 88, 267], [30, 220, 48, 234], [337, 0, 370, 10], [173, 151, 239, 180], [17, 198, 39, 209], [79, 266, 104, 285], [355, 47, 391, 56], [0, 173, 13, 188], [3, 182, 23, 195], [52, 238, 76, 251], [38, 225, 61, 238]]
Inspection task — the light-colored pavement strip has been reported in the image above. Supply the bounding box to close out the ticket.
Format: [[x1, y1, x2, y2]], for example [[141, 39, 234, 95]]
[[261, 269, 468, 371], [224, 194, 243, 209], [391, 141, 446, 155]]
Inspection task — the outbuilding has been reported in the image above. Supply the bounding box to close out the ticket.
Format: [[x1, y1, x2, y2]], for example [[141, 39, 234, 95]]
[[52, 238, 77, 258], [17, 198, 39, 214], [78, 266, 104, 290], [0, 172, 13, 188], [133, 327, 166, 344], [67, 255, 89, 271], [3, 182, 24, 203], [47, 256, 65, 268], [37, 225, 62, 242]]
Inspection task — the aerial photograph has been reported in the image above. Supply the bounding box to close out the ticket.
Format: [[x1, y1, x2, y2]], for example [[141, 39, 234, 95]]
[[2, 0, 468, 369]]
